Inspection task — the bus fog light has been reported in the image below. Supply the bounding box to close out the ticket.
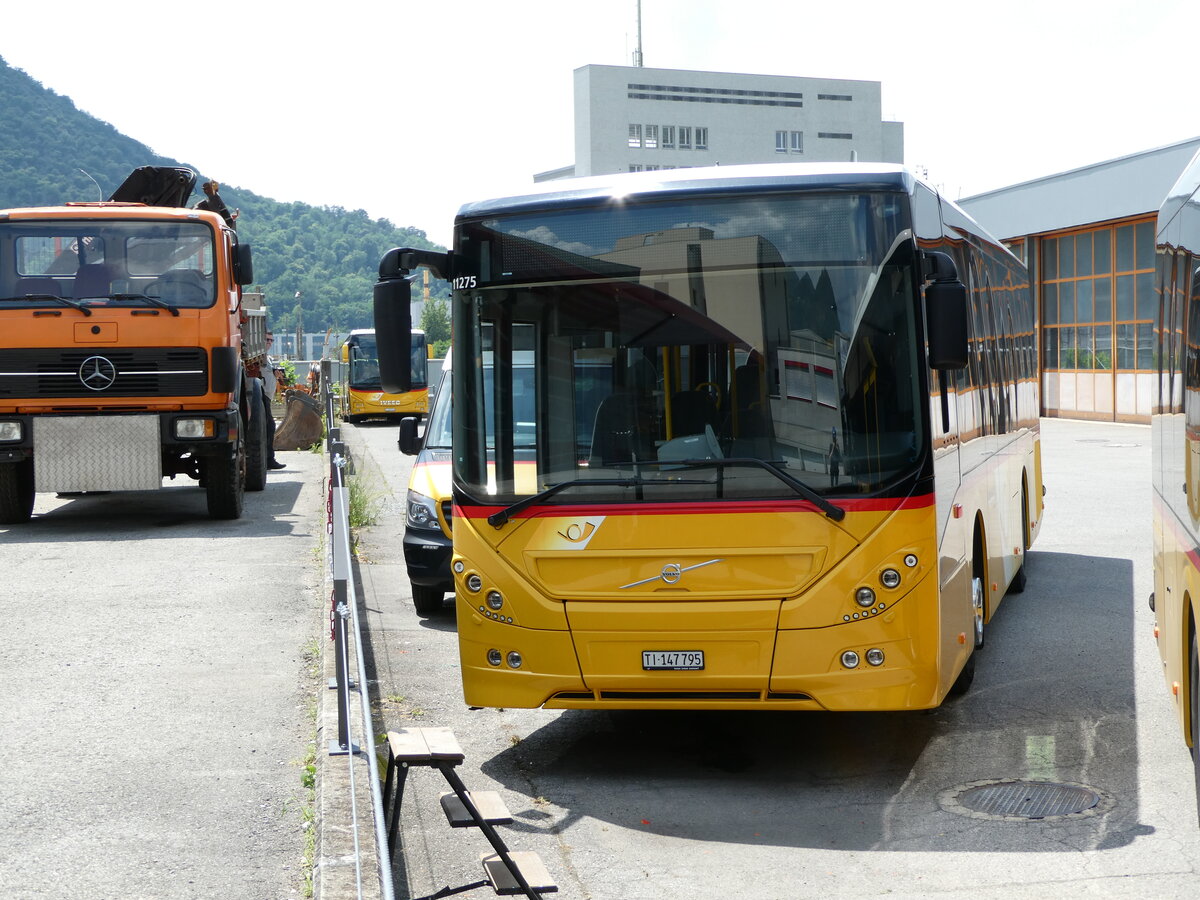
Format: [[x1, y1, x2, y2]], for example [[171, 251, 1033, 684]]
[[453, 560, 466, 574], [0, 421, 22, 442], [841, 650, 860, 669], [904, 553, 918, 568], [855, 587, 876, 608], [466, 574, 483, 593], [866, 648, 885, 666], [486, 591, 504, 610], [486, 649, 502, 666], [174, 418, 214, 439], [506, 651, 523, 669], [880, 568, 901, 589]]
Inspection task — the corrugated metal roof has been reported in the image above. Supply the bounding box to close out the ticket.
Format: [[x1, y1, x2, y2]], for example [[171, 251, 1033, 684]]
[[959, 137, 1200, 239]]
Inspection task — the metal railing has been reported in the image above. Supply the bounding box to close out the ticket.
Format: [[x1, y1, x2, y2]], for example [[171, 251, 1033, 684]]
[[324, 365, 396, 900]]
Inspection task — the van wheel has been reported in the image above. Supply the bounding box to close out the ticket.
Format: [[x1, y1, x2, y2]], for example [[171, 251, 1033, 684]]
[[0, 459, 35, 524], [412, 585, 445, 616]]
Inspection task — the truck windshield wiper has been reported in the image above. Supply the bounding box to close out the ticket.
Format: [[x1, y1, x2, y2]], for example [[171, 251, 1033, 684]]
[[109, 293, 181, 316], [486, 475, 708, 527], [610, 457, 847, 521], [4, 293, 94, 316]]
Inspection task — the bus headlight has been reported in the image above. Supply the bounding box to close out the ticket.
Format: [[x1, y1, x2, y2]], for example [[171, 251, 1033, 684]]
[[0, 421, 22, 442], [486, 591, 504, 610], [506, 651, 523, 669], [841, 650, 860, 669], [406, 490, 440, 531], [880, 568, 901, 589], [487, 649, 503, 666], [866, 648, 886, 666], [855, 587, 876, 608], [466, 574, 483, 593]]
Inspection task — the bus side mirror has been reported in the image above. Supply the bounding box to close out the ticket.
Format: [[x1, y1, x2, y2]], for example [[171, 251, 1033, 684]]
[[374, 275, 413, 393], [925, 280, 969, 370]]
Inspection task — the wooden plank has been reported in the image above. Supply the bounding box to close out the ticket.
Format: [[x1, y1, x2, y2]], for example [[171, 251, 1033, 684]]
[[421, 726, 466, 762], [386, 727, 464, 765], [440, 790, 514, 827], [481, 851, 557, 895]]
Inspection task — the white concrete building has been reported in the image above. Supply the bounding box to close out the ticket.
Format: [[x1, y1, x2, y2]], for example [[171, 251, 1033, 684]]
[[537, 64, 903, 182]]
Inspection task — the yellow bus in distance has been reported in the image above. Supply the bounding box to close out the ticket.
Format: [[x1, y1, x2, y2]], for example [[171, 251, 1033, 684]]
[[373, 163, 1043, 712], [339, 327, 428, 423]]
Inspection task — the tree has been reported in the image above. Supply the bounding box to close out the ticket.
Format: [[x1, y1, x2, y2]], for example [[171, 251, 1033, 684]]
[[419, 298, 451, 357]]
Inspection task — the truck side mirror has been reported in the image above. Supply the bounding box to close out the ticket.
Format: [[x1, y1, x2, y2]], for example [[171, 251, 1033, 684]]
[[233, 243, 254, 285], [374, 275, 413, 394]]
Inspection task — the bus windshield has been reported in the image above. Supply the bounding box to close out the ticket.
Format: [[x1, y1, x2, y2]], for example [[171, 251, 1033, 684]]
[[453, 190, 926, 504], [348, 331, 427, 391]]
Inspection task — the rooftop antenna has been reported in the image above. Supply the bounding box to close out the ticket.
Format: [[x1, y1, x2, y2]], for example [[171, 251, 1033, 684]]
[[632, 0, 644, 67], [78, 168, 102, 201]]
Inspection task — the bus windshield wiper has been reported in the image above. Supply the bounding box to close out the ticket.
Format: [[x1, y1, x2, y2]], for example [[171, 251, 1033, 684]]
[[109, 293, 181, 316], [487, 475, 707, 527], [614, 457, 847, 521], [5, 293, 94, 316]]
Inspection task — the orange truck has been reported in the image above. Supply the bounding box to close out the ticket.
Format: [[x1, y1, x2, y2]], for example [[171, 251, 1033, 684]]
[[0, 166, 269, 522]]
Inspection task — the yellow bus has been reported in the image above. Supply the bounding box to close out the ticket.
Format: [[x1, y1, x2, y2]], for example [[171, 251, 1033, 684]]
[[373, 163, 1042, 711], [1152, 147, 1200, 819], [338, 327, 428, 423]]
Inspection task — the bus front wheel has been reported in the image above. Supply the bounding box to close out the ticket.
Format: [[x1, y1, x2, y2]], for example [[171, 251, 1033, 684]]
[[1190, 625, 1199, 825]]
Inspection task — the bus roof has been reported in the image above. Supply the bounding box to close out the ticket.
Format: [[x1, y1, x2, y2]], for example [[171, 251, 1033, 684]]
[[457, 162, 921, 220]]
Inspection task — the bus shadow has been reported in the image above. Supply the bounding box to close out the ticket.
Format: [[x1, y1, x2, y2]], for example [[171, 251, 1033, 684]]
[[480, 551, 1150, 852]]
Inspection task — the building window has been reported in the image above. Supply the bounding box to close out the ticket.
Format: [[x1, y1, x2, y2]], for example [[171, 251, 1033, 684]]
[[662, 126, 675, 148], [1040, 218, 1156, 373], [645, 125, 658, 149], [679, 126, 691, 149], [790, 131, 804, 153], [695, 127, 708, 150], [817, 93, 853, 101], [775, 130, 787, 153], [628, 124, 642, 148], [630, 164, 643, 172], [818, 132, 853, 140]]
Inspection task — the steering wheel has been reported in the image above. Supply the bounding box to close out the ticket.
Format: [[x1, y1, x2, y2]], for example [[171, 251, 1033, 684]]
[[695, 381, 723, 409]]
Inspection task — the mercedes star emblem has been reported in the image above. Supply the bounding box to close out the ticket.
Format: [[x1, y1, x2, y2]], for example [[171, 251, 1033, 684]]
[[78, 355, 118, 391]]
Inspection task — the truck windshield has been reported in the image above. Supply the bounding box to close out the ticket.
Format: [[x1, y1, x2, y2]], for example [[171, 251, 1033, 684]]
[[452, 190, 927, 504], [0, 220, 217, 310]]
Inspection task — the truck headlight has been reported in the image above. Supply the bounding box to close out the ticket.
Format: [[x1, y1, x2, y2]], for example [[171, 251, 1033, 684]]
[[0, 421, 22, 442], [174, 418, 215, 439], [406, 490, 441, 531]]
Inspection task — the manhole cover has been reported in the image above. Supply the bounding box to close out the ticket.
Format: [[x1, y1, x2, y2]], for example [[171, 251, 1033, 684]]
[[940, 780, 1112, 822]]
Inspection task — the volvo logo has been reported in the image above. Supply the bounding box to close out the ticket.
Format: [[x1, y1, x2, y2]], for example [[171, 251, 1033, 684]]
[[620, 558, 723, 590], [78, 356, 117, 391]]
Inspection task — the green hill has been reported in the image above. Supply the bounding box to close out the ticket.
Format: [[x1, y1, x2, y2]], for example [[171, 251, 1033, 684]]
[[0, 55, 446, 335]]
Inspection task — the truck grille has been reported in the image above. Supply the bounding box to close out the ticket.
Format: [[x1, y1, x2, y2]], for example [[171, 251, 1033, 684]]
[[0, 348, 209, 398]]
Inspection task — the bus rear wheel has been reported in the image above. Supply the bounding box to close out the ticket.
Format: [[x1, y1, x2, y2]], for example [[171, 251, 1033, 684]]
[[1191, 626, 1199, 825]]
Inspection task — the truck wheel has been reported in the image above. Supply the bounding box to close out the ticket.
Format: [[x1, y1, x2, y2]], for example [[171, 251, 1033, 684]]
[[0, 459, 35, 524], [205, 441, 244, 519], [245, 388, 268, 493], [412, 585, 445, 616]]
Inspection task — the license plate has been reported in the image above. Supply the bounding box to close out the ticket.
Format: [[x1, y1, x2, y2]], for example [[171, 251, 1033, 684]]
[[642, 650, 705, 671]]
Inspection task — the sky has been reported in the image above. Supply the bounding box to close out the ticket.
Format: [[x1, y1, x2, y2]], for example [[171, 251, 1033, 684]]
[[2, 0, 1194, 247]]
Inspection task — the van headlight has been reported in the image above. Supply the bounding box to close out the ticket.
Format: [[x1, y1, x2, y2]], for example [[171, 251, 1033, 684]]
[[406, 490, 441, 531]]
